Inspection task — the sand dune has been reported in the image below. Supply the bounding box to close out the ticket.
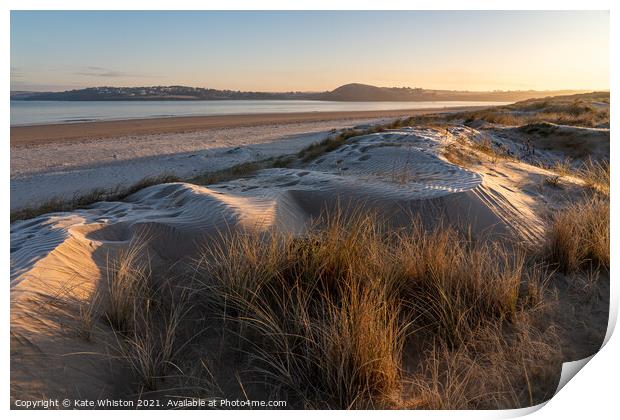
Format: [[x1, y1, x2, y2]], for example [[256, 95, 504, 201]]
[[12, 127, 565, 292], [11, 125, 591, 402]]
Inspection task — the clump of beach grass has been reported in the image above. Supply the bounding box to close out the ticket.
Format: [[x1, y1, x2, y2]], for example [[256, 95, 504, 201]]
[[579, 158, 609, 196], [118, 287, 191, 391], [103, 241, 154, 333], [551, 158, 573, 176], [190, 161, 263, 185], [407, 314, 559, 409], [197, 209, 405, 408], [470, 136, 513, 163], [545, 196, 609, 273], [194, 208, 554, 408], [393, 221, 539, 347], [442, 143, 479, 168], [297, 128, 367, 162], [77, 288, 102, 341], [99, 238, 195, 390]]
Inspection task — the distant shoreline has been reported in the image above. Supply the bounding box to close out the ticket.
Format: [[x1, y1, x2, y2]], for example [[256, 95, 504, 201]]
[[11, 83, 592, 102], [11, 106, 485, 147]]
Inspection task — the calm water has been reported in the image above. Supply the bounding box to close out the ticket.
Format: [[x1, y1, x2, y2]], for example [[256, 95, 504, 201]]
[[10, 100, 509, 126]]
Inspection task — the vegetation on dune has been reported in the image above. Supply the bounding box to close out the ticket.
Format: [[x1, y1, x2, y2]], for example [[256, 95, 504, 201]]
[[543, 155, 609, 274], [450, 95, 610, 128], [10, 174, 180, 222], [408, 314, 558, 409], [198, 209, 405, 408], [190, 161, 262, 185], [89, 209, 556, 409], [579, 158, 610, 196], [545, 196, 609, 273], [442, 132, 513, 168], [73, 207, 569, 408], [51, 193, 609, 407], [298, 127, 381, 162], [442, 142, 478, 168], [79, 237, 195, 391]]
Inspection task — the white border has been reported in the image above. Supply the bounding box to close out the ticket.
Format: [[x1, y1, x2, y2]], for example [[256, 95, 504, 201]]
[[3, 2, 616, 419]]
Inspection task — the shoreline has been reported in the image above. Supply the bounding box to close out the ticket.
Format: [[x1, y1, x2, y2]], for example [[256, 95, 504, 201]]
[[10, 105, 488, 210], [10, 106, 484, 147]]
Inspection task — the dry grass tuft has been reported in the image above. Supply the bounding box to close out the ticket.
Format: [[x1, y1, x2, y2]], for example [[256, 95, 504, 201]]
[[101, 239, 195, 390], [297, 128, 369, 162], [103, 241, 154, 333], [118, 287, 191, 391], [579, 158, 609, 196], [394, 223, 537, 346], [551, 158, 573, 176], [408, 315, 559, 409], [442, 143, 479, 168], [194, 209, 552, 408], [470, 136, 513, 163], [77, 288, 102, 341], [198, 209, 404, 408], [443, 134, 511, 167], [545, 196, 609, 273], [190, 161, 263, 185]]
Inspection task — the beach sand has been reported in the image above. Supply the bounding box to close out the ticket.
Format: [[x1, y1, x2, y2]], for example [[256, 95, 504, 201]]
[[10, 107, 484, 210], [11, 107, 485, 147]]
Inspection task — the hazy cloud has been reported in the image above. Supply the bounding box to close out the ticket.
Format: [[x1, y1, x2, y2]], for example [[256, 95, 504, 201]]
[[74, 66, 152, 78]]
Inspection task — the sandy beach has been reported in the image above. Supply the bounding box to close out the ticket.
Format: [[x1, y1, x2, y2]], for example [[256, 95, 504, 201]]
[[11, 107, 485, 146], [10, 107, 485, 210]]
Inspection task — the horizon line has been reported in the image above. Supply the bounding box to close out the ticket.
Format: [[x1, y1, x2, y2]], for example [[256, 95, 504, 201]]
[[10, 83, 610, 94]]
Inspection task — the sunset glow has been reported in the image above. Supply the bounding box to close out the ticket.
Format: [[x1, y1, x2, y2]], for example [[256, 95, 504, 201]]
[[11, 10, 609, 92]]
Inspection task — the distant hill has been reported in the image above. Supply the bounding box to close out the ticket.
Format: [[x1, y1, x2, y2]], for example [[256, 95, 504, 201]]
[[316, 83, 588, 102], [10, 86, 323, 101], [10, 91, 47, 100], [11, 83, 589, 102]]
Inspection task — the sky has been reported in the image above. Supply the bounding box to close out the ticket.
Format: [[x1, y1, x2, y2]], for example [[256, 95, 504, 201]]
[[10, 10, 609, 92]]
